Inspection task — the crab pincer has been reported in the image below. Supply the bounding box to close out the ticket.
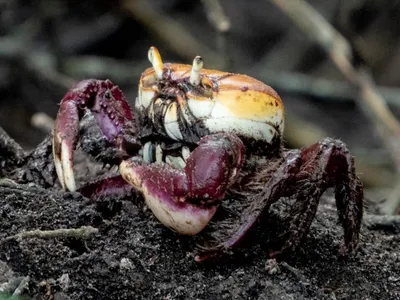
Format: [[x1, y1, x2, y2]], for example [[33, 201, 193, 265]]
[[120, 133, 245, 235], [52, 79, 140, 191]]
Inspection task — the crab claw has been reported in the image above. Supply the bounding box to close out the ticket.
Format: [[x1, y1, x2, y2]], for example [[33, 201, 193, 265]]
[[120, 133, 245, 235], [53, 101, 79, 191], [53, 79, 138, 192]]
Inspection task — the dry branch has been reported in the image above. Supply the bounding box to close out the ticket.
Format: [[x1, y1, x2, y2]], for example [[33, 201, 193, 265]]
[[201, 0, 230, 33], [270, 0, 400, 214], [254, 69, 400, 108], [121, 0, 226, 68], [201, 0, 231, 66], [1, 226, 99, 244]]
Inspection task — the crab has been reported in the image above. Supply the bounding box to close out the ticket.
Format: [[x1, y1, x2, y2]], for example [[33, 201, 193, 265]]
[[52, 46, 364, 262]]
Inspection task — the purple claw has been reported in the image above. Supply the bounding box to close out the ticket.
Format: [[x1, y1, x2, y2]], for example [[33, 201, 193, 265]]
[[120, 133, 245, 235], [53, 79, 139, 191]]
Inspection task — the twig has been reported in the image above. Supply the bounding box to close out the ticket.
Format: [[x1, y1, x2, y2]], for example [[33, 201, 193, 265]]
[[201, 0, 230, 33], [0, 276, 30, 296], [363, 214, 400, 232], [12, 276, 30, 297], [63, 55, 148, 83], [121, 0, 226, 68], [269, 0, 400, 166], [378, 179, 400, 215], [0, 37, 75, 91], [285, 115, 396, 188], [201, 0, 231, 66], [1, 226, 98, 244], [270, 0, 400, 214], [253, 69, 400, 108], [280, 262, 310, 286]]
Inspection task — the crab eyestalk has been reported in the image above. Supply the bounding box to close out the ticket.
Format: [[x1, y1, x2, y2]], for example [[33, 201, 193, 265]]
[[190, 56, 203, 86], [148, 46, 164, 79]]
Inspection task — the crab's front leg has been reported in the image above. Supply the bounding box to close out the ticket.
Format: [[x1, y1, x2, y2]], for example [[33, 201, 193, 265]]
[[53, 79, 141, 192], [120, 133, 245, 235]]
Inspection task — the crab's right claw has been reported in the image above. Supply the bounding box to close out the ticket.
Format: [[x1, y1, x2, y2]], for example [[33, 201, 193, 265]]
[[53, 100, 80, 192], [52, 79, 138, 192]]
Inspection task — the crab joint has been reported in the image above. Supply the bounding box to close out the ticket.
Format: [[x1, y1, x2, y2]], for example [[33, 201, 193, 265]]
[[148, 46, 164, 79], [190, 56, 203, 86]]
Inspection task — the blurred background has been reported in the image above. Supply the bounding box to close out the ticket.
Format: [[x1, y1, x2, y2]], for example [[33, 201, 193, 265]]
[[1, 0, 400, 213]]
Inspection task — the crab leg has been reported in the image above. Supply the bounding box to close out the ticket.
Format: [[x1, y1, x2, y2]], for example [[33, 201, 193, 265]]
[[196, 138, 363, 262], [269, 138, 364, 256], [194, 150, 303, 262], [120, 133, 245, 235], [53, 79, 139, 192]]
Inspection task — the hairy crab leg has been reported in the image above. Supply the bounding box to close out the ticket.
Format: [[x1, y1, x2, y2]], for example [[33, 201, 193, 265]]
[[196, 138, 363, 262], [53, 79, 140, 192], [119, 133, 245, 236], [195, 150, 302, 262], [322, 138, 364, 253], [270, 138, 364, 256]]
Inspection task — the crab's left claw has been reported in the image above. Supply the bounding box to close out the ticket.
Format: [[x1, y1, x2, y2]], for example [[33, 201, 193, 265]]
[[53, 79, 139, 192]]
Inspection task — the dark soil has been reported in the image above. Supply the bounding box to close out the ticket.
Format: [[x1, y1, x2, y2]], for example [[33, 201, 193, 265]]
[[0, 157, 399, 300]]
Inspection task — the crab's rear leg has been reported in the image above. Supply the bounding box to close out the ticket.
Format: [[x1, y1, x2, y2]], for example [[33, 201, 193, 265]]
[[195, 149, 303, 262], [196, 138, 364, 262], [277, 137, 364, 256], [53, 79, 141, 191]]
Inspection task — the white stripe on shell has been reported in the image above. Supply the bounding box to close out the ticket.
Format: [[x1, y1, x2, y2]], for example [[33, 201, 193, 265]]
[[164, 102, 183, 141], [204, 118, 278, 143], [186, 98, 215, 119]]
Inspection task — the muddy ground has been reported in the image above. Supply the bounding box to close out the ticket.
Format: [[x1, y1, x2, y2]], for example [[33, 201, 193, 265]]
[[0, 148, 399, 300]]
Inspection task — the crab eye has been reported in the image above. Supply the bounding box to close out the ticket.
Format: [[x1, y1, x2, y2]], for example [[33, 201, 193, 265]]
[[200, 77, 213, 97], [200, 77, 213, 90], [148, 46, 164, 80]]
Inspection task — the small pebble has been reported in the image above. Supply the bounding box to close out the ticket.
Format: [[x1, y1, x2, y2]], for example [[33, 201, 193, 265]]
[[265, 258, 280, 275], [58, 274, 70, 291], [120, 258, 135, 271]]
